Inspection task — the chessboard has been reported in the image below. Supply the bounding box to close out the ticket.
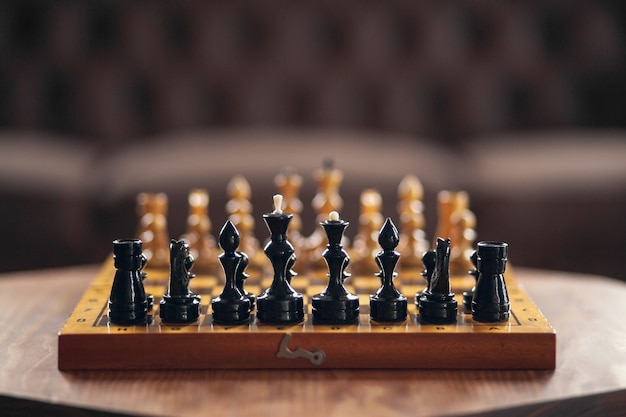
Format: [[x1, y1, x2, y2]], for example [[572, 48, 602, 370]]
[[58, 252, 555, 370], [58, 168, 555, 370]]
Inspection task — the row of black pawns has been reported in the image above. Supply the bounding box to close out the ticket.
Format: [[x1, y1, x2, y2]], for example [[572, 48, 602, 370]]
[[108, 198, 510, 326]]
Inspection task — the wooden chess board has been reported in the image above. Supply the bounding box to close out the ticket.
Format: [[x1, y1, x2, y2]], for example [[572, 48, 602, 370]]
[[58, 259, 556, 370]]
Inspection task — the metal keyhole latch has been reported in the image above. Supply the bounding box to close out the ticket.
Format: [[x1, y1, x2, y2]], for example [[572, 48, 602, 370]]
[[276, 333, 326, 366]]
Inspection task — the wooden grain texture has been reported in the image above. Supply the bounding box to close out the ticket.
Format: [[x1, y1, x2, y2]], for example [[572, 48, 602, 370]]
[[1, 265, 626, 417], [58, 262, 555, 370]]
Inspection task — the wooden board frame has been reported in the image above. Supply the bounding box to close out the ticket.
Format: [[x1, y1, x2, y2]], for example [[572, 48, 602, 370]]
[[58, 259, 555, 370]]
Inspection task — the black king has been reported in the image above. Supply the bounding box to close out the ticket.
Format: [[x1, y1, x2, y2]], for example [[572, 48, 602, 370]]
[[311, 210, 359, 324], [256, 194, 305, 324]]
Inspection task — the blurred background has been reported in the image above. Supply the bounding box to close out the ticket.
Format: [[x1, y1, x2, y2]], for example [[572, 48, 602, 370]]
[[0, 0, 625, 279]]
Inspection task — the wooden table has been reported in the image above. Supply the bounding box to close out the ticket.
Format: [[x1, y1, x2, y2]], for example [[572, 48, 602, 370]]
[[1, 265, 625, 417]]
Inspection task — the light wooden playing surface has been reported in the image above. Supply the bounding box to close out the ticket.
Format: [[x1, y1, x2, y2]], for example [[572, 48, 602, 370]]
[[58, 258, 555, 370]]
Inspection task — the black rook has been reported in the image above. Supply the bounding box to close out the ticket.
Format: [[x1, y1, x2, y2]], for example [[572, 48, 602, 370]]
[[108, 239, 148, 325], [471, 241, 510, 322]]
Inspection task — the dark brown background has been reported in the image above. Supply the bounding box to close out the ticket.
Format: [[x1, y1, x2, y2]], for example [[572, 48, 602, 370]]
[[0, 1, 625, 279]]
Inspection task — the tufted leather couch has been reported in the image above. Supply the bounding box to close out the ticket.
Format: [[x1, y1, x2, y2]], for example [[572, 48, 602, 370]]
[[0, 1, 625, 279]]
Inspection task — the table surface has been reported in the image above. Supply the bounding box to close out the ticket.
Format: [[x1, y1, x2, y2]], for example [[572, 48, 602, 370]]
[[1, 265, 625, 417]]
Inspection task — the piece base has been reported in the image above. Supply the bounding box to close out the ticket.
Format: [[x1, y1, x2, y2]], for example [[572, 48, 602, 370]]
[[159, 298, 201, 323], [107, 300, 148, 325], [311, 293, 359, 323], [370, 296, 408, 322], [211, 297, 252, 324], [472, 302, 511, 323], [419, 293, 458, 324], [256, 295, 305, 324]]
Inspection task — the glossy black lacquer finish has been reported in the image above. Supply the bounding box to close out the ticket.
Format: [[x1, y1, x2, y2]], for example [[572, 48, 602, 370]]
[[415, 248, 436, 306], [108, 239, 148, 325], [370, 218, 407, 322], [235, 250, 256, 309], [159, 239, 201, 323], [418, 237, 458, 323], [463, 251, 479, 311], [256, 211, 304, 324], [312, 215, 359, 324], [471, 241, 510, 322], [211, 221, 252, 325]]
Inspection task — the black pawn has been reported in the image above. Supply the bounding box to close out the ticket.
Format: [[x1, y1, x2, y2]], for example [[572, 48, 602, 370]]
[[415, 248, 436, 307], [256, 208, 304, 324], [108, 239, 148, 325], [471, 241, 510, 322], [312, 213, 359, 324], [159, 239, 201, 323], [212, 221, 252, 324], [141, 271, 154, 311], [370, 218, 407, 322], [235, 251, 256, 309], [462, 251, 479, 311], [419, 237, 458, 323]]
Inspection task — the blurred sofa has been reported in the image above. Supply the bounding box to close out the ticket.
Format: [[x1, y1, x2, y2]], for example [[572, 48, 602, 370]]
[[2, 127, 625, 282], [0, 1, 625, 279]]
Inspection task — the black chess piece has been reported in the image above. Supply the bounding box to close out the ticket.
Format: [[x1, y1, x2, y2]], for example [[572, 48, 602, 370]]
[[471, 241, 510, 322], [256, 195, 304, 324], [312, 211, 359, 324], [108, 239, 148, 325], [142, 271, 154, 311], [463, 251, 479, 311], [212, 221, 252, 324], [419, 237, 458, 323], [286, 253, 297, 284], [415, 248, 436, 307], [370, 218, 407, 322], [235, 251, 256, 309], [159, 239, 202, 323]]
